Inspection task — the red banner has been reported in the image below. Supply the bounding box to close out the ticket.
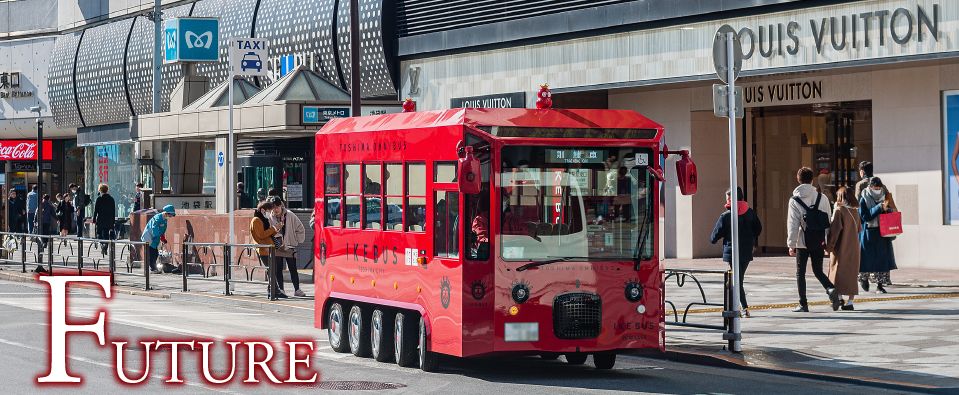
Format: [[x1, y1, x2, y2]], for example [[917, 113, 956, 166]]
[[0, 140, 53, 161]]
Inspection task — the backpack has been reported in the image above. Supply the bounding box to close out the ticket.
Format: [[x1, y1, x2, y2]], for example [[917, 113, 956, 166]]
[[793, 193, 829, 243]]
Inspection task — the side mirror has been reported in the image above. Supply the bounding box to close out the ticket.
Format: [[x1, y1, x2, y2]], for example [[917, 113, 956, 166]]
[[458, 146, 482, 194], [676, 155, 698, 196]]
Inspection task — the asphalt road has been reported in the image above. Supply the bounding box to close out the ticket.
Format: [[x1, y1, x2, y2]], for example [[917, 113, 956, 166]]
[[0, 280, 921, 395]]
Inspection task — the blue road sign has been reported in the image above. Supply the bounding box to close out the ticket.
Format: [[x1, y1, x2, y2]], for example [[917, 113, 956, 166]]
[[303, 106, 349, 124], [164, 18, 219, 63], [217, 152, 225, 167]]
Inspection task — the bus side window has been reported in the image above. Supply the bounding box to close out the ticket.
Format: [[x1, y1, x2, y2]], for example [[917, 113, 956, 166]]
[[406, 163, 427, 232], [324, 164, 342, 227], [344, 164, 361, 229], [434, 191, 459, 258], [363, 163, 383, 229], [385, 163, 403, 230]]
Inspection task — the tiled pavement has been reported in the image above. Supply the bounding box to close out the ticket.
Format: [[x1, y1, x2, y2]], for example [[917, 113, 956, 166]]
[[664, 257, 959, 391], [2, 240, 957, 391]]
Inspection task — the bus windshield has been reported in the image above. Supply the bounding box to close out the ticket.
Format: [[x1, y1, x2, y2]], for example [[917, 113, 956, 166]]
[[499, 146, 654, 262]]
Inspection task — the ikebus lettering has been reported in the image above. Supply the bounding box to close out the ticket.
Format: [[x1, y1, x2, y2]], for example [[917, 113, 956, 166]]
[[347, 242, 401, 264], [36, 276, 320, 386]]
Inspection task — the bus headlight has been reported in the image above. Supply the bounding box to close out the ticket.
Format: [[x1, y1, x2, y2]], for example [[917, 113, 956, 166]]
[[511, 281, 530, 304], [625, 282, 643, 302]]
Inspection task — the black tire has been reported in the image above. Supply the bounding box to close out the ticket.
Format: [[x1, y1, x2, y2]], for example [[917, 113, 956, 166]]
[[348, 304, 372, 357], [593, 352, 616, 369], [394, 311, 417, 367], [540, 353, 561, 360], [371, 309, 395, 362], [327, 302, 350, 353], [565, 353, 588, 365], [418, 316, 439, 372]]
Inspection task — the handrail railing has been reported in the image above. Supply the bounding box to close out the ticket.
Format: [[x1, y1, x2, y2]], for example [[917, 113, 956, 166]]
[[664, 268, 731, 331], [0, 232, 278, 300]]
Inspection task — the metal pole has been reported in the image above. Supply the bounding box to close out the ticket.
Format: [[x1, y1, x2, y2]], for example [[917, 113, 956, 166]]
[[228, 50, 236, 268], [223, 244, 231, 296], [349, 0, 361, 116], [152, 0, 162, 114], [77, 238, 83, 276], [109, 241, 116, 286], [36, 119, 43, 247], [726, 31, 742, 353], [182, 242, 189, 292], [20, 234, 26, 273]]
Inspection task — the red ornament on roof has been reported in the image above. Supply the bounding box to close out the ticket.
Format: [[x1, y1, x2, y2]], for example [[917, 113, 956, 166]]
[[535, 84, 552, 109], [402, 98, 416, 112]]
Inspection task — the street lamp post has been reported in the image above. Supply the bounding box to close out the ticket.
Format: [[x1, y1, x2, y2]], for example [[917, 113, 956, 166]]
[[30, 106, 43, 241]]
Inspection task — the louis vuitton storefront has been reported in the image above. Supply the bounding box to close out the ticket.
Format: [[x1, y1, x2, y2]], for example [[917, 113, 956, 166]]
[[399, 0, 959, 269]]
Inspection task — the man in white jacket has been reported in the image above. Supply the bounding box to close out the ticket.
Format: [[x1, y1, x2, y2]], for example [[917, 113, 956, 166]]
[[787, 167, 839, 312], [270, 197, 307, 297]]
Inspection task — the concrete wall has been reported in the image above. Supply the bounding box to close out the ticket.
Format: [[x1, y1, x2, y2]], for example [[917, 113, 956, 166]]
[[609, 63, 959, 269], [56, 0, 187, 31], [0, 0, 58, 36]]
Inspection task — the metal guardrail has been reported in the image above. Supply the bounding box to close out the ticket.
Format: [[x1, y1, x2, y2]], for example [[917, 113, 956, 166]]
[[663, 268, 732, 332], [0, 231, 278, 300]]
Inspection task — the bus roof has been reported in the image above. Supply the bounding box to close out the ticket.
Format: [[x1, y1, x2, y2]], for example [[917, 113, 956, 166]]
[[318, 108, 664, 138]]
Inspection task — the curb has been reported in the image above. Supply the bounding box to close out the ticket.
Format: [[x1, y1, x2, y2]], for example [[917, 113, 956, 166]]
[[662, 347, 945, 394], [169, 292, 314, 317], [0, 269, 172, 299]]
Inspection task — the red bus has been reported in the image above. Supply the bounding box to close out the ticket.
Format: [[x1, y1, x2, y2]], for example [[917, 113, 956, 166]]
[[314, 107, 697, 371]]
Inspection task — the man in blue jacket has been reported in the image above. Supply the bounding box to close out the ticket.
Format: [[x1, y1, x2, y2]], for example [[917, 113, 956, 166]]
[[710, 187, 762, 318], [141, 204, 176, 274]]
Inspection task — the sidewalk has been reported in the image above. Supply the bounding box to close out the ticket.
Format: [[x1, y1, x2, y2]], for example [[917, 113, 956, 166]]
[[2, 248, 957, 392], [663, 257, 959, 393]]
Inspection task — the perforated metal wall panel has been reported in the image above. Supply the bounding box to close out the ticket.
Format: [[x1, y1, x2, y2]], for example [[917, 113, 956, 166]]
[[254, 0, 339, 86], [49, 33, 83, 128], [74, 18, 135, 127], [127, 3, 194, 115], [396, 0, 632, 37], [192, 0, 258, 87], [336, 0, 395, 98]]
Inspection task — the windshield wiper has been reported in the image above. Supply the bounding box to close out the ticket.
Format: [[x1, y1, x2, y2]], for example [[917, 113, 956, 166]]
[[515, 256, 597, 271]]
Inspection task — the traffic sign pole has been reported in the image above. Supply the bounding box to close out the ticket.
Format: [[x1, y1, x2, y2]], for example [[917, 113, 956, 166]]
[[228, 48, 235, 256], [725, 31, 743, 354]]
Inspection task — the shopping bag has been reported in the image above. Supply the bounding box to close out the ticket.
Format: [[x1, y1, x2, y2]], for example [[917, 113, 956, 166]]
[[879, 211, 903, 238]]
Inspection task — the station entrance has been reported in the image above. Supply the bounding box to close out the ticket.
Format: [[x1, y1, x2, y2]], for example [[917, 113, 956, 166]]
[[748, 101, 873, 252]]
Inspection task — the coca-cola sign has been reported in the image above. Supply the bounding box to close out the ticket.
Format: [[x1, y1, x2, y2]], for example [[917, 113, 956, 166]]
[[0, 140, 53, 161]]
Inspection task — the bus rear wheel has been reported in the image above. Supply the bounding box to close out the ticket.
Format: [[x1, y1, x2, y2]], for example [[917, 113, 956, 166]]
[[593, 352, 616, 369], [327, 302, 349, 353], [565, 353, 588, 365], [348, 304, 372, 357], [394, 311, 417, 367], [370, 309, 394, 362], [418, 316, 439, 372]]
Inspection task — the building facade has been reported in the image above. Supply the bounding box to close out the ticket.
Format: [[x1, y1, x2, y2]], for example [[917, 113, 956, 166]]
[[398, 0, 959, 269]]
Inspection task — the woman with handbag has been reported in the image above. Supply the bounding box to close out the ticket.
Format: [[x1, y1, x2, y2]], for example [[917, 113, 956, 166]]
[[826, 186, 861, 310], [858, 177, 897, 293], [269, 197, 306, 297], [250, 200, 286, 298]]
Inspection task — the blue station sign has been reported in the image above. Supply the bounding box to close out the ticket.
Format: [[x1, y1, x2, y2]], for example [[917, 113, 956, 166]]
[[303, 106, 350, 124], [164, 17, 220, 63]]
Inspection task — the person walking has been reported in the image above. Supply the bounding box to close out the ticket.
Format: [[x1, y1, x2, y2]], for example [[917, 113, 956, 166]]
[[709, 187, 762, 317], [250, 201, 286, 298], [141, 204, 176, 274], [56, 193, 75, 237], [787, 167, 841, 312], [132, 182, 144, 212], [26, 185, 38, 234], [825, 186, 862, 310], [91, 184, 116, 255], [7, 190, 24, 233], [859, 177, 898, 293], [270, 197, 306, 297], [36, 194, 56, 250], [71, 183, 89, 237]]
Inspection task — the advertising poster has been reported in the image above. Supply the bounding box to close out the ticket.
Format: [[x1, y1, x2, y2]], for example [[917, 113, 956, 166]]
[[945, 91, 959, 225]]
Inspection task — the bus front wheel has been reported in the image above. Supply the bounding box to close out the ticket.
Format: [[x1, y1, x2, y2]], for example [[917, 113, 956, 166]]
[[394, 311, 417, 367], [348, 304, 372, 357], [327, 302, 349, 353], [593, 352, 616, 369]]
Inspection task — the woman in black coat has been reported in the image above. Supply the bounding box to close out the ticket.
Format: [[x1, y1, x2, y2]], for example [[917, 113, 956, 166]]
[[56, 193, 75, 236], [710, 187, 763, 317], [859, 177, 897, 293]]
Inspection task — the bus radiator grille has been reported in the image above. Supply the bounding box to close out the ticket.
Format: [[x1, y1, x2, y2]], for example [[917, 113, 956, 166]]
[[553, 293, 602, 339]]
